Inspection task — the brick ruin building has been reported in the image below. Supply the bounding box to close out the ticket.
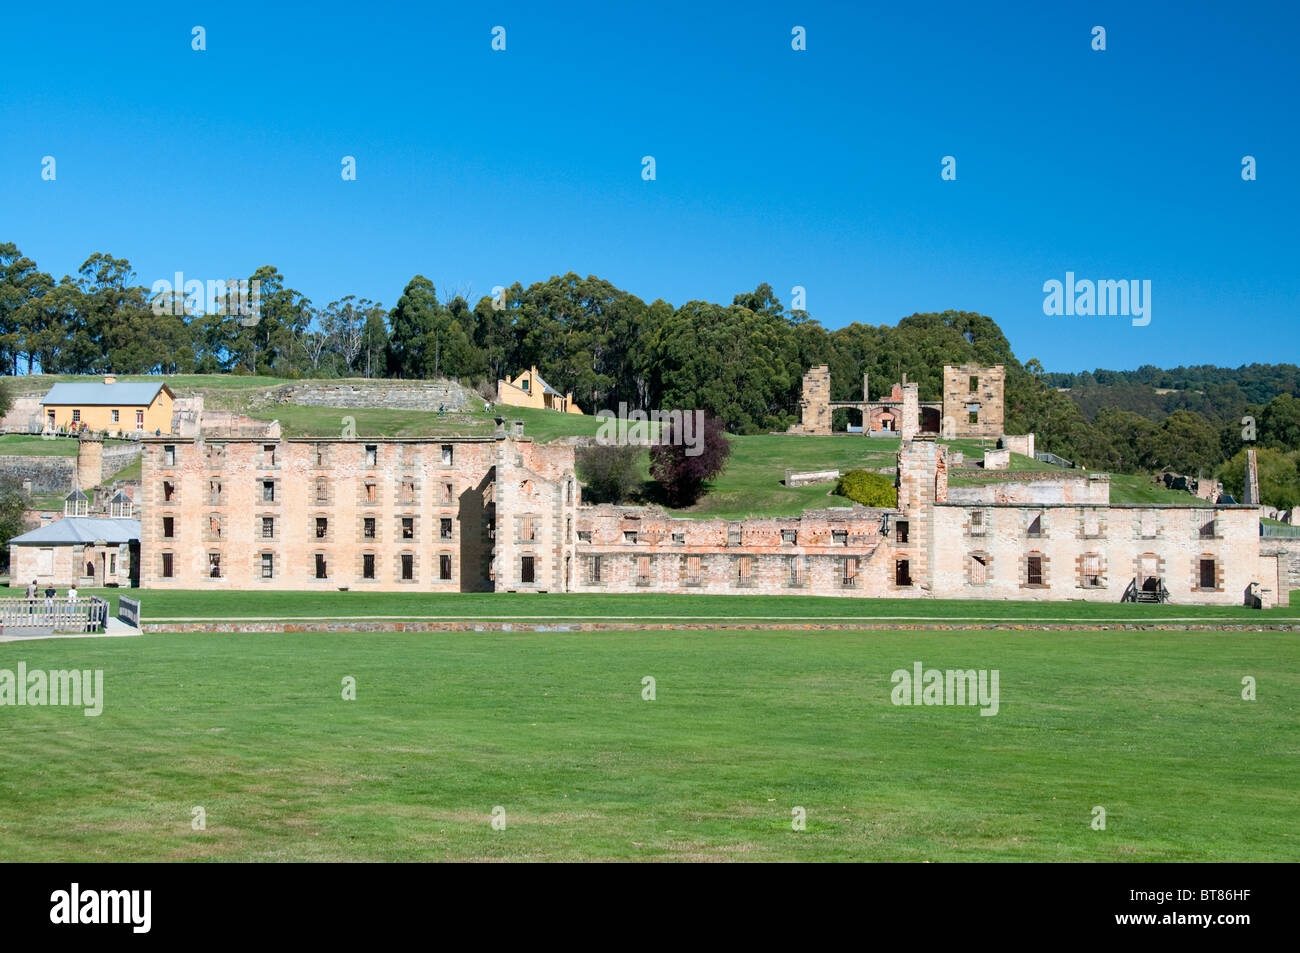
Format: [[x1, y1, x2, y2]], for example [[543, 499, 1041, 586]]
[[139, 432, 578, 592], [139, 429, 1287, 607], [789, 362, 1005, 440], [572, 437, 1283, 606]]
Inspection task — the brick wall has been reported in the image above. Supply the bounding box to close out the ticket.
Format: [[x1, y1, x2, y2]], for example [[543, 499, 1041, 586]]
[[930, 501, 1265, 606], [139, 435, 572, 592], [946, 472, 1110, 504], [571, 506, 892, 597]]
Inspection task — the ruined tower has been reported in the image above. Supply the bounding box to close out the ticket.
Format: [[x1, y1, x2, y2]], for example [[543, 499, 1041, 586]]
[[943, 363, 1005, 438], [789, 365, 832, 435]]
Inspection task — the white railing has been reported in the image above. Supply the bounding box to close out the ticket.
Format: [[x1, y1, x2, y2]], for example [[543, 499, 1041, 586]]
[[0, 597, 108, 633]]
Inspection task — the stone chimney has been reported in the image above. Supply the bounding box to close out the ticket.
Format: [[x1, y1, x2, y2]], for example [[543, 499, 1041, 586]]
[[76, 433, 104, 490], [1243, 448, 1260, 506], [901, 382, 920, 441]]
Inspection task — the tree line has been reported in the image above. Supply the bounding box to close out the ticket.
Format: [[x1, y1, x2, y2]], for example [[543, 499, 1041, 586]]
[[3, 241, 1298, 500]]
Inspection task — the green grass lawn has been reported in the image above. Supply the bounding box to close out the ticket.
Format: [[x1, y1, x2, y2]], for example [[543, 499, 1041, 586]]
[[1107, 473, 1203, 505], [673, 434, 901, 518], [78, 587, 1300, 623], [0, 434, 135, 457], [0, 627, 1294, 861]]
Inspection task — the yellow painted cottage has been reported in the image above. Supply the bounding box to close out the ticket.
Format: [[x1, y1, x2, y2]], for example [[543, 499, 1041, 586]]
[[496, 366, 583, 414], [41, 376, 176, 435]]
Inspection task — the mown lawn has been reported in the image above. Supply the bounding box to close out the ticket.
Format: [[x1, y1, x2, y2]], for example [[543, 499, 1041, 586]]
[[0, 628, 1294, 861], [0, 434, 135, 457], [1108, 472, 1209, 505], [78, 587, 1300, 622]]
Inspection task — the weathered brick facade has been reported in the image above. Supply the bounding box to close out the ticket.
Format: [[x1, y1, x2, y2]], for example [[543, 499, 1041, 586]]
[[140, 432, 1282, 607], [139, 436, 574, 592], [570, 506, 892, 597], [926, 501, 1271, 606]]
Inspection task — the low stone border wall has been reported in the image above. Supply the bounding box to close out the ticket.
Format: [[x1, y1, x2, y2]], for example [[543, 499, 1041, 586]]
[[264, 380, 479, 411], [785, 468, 840, 486], [950, 469, 1095, 482], [142, 620, 1300, 634]]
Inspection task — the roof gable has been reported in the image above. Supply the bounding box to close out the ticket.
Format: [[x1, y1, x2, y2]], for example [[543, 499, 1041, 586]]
[[42, 381, 174, 407], [8, 517, 140, 546]]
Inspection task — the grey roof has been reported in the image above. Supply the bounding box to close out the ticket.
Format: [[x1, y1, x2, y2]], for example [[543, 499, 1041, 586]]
[[109, 490, 130, 503], [532, 371, 560, 396], [65, 488, 88, 502], [42, 381, 171, 406], [9, 517, 140, 546]]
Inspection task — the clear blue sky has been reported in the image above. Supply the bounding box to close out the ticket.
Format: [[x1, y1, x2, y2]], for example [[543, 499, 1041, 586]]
[[2, 0, 1295, 372]]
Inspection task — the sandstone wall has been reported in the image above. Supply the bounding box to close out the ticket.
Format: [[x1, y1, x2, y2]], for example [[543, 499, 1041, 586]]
[[929, 502, 1263, 606], [943, 363, 1005, 438], [139, 435, 572, 593], [946, 472, 1110, 505], [571, 506, 892, 596], [265, 379, 479, 412], [0, 396, 44, 433]]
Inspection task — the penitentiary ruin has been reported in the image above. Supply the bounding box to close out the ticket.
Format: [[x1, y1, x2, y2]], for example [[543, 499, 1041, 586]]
[[119, 371, 1291, 606]]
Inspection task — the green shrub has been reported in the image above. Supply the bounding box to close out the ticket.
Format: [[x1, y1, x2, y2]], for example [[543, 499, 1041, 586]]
[[835, 469, 897, 507]]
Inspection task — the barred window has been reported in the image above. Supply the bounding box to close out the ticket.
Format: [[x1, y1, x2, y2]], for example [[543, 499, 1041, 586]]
[[1082, 553, 1102, 587]]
